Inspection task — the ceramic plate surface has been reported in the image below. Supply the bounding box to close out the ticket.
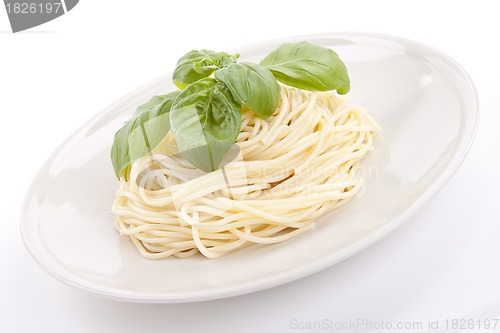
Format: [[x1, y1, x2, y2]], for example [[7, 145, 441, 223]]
[[20, 33, 478, 303]]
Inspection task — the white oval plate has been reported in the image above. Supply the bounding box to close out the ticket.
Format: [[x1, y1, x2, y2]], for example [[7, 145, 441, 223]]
[[20, 33, 479, 303]]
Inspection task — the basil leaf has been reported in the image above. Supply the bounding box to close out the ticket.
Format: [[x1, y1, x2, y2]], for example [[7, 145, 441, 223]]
[[214, 62, 280, 120], [260, 41, 350, 94], [110, 91, 179, 178], [170, 78, 241, 172], [193, 52, 239, 74], [173, 50, 238, 89]]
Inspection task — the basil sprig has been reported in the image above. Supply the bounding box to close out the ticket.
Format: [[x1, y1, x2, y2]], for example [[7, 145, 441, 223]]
[[111, 41, 350, 178]]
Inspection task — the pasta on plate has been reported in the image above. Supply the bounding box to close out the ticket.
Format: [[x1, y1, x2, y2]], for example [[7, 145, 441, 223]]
[[113, 85, 379, 258]]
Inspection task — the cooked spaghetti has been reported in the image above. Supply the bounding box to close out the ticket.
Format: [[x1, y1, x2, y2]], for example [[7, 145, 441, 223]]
[[112, 85, 380, 258]]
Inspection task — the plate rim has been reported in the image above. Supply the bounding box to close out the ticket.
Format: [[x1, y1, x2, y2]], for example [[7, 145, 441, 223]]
[[19, 32, 480, 303]]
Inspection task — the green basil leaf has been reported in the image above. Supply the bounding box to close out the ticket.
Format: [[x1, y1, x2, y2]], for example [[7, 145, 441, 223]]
[[193, 52, 239, 74], [214, 62, 280, 120], [170, 78, 241, 172], [110, 91, 179, 178], [260, 41, 350, 94], [173, 50, 238, 89]]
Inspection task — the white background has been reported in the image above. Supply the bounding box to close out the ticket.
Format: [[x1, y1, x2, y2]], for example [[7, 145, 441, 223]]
[[1, 0, 499, 332]]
